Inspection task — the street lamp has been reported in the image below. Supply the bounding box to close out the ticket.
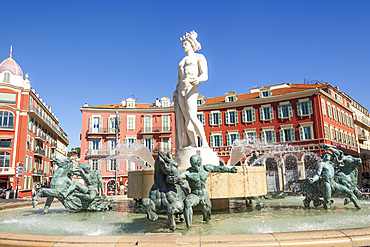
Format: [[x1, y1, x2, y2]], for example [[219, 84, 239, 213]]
[[112, 110, 121, 195]]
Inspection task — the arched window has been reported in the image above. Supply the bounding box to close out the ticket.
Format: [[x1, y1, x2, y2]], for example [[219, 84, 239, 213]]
[[0, 151, 10, 168], [0, 111, 14, 129], [3, 72, 10, 82]]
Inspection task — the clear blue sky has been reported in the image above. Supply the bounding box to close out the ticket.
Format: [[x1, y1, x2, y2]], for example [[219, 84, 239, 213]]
[[1, 0, 370, 149]]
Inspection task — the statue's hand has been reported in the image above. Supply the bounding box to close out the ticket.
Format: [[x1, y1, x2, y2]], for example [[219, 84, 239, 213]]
[[308, 178, 314, 184], [189, 77, 199, 85], [231, 167, 238, 173]]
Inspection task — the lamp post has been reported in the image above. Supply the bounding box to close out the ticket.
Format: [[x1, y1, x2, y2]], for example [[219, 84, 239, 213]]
[[113, 110, 121, 195]]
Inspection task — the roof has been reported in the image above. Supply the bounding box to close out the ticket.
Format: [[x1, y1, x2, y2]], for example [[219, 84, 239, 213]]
[[85, 83, 329, 109], [0, 57, 23, 77]]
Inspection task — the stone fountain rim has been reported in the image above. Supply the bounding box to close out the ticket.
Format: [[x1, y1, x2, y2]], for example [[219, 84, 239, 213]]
[[0, 200, 369, 246]]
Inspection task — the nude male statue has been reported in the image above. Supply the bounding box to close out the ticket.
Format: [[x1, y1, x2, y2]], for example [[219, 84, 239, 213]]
[[174, 30, 209, 149], [63, 163, 106, 201], [179, 155, 237, 228]]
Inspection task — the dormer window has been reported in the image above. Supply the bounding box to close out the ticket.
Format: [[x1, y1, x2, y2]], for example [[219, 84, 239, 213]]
[[126, 98, 136, 108], [225, 91, 237, 102], [3, 72, 10, 82], [161, 97, 171, 107], [197, 95, 205, 105], [259, 90, 272, 98]]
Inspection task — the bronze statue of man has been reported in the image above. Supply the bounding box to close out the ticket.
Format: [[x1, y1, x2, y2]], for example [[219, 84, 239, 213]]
[[179, 155, 237, 228]]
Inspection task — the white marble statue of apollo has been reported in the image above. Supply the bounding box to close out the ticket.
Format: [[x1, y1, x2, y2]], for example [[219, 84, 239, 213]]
[[174, 31, 209, 149]]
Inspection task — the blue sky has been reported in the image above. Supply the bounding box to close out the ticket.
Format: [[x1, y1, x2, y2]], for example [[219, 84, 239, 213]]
[[1, 1, 370, 149]]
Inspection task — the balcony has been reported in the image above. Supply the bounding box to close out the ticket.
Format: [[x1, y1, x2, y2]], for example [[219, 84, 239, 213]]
[[34, 149, 46, 157], [33, 169, 44, 176], [28, 105, 65, 139], [87, 128, 116, 135], [140, 127, 172, 134], [51, 143, 57, 149], [358, 134, 368, 141], [85, 149, 116, 158], [35, 133, 47, 142]]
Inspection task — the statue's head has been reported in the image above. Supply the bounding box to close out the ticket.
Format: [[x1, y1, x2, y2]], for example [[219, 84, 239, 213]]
[[190, 155, 202, 171], [180, 30, 201, 52], [322, 151, 334, 162], [78, 162, 91, 172]]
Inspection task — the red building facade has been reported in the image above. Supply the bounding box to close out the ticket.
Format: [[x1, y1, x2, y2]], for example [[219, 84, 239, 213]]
[[0, 51, 69, 198], [80, 83, 358, 192]]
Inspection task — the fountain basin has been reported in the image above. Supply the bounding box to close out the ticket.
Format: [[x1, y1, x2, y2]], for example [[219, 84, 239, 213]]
[[0, 197, 369, 246], [128, 165, 267, 208]]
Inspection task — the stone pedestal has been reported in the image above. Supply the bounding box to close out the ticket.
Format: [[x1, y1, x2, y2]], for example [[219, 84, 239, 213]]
[[174, 147, 219, 167]]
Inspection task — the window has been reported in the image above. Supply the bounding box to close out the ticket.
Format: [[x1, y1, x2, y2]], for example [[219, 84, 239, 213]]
[[197, 99, 205, 105], [321, 99, 326, 116], [197, 113, 205, 126], [280, 128, 295, 142], [89, 159, 100, 171], [243, 131, 257, 143], [261, 130, 276, 143], [162, 115, 170, 131], [337, 109, 342, 123], [209, 112, 222, 126], [89, 116, 102, 133], [3, 72, 10, 82], [0, 151, 10, 167], [143, 115, 152, 133], [226, 132, 240, 146], [210, 134, 223, 147], [124, 137, 137, 147], [297, 100, 313, 116], [23, 176, 27, 189], [0, 111, 14, 129], [0, 93, 16, 104], [332, 106, 338, 121], [278, 104, 293, 118], [327, 103, 332, 118], [92, 139, 100, 149], [0, 139, 12, 148], [107, 139, 116, 154], [299, 126, 313, 140], [162, 100, 170, 107], [225, 110, 238, 124], [127, 116, 135, 130], [259, 106, 274, 121], [259, 90, 272, 98], [127, 160, 135, 171], [31, 138, 34, 151], [25, 155, 29, 171], [324, 125, 330, 140], [142, 138, 154, 152], [226, 96, 236, 102], [108, 116, 118, 133], [162, 138, 171, 153], [107, 159, 117, 171], [242, 108, 256, 123], [29, 156, 33, 171]]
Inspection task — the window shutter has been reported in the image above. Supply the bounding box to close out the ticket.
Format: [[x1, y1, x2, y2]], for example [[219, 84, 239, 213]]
[[209, 113, 214, 125], [259, 107, 264, 121], [327, 104, 332, 118], [98, 160, 101, 171], [278, 105, 282, 118], [225, 96, 229, 102], [242, 110, 246, 122], [269, 106, 274, 120], [220, 135, 223, 146], [202, 114, 205, 126], [272, 130, 276, 143], [124, 138, 128, 147], [236, 133, 240, 140], [225, 112, 229, 124], [218, 112, 222, 125], [253, 131, 257, 140], [89, 140, 93, 150], [210, 136, 214, 147], [251, 109, 256, 122], [150, 138, 154, 150], [108, 117, 111, 132], [261, 131, 265, 143], [288, 104, 293, 117], [290, 128, 295, 141], [99, 117, 103, 132], [297, 102, 302, 116], [308, 100, 313, 114], [268, 91, 272, 96], [259, 92, 262, 98], [233, 96, 237, 102], [226, 134, 230, 146], [89, 117, 93, 131], [99, 139, 102, 150], [321, 100, 326, 116], [235, 111, 239, 123], [280, 130, 284, 142], [243, 132, 246, 139], [106, 160, 110, 171], [299, 127, 304, 140]]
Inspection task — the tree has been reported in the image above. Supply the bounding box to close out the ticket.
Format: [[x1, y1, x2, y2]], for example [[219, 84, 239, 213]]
[[67, 147, 81, 158]]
